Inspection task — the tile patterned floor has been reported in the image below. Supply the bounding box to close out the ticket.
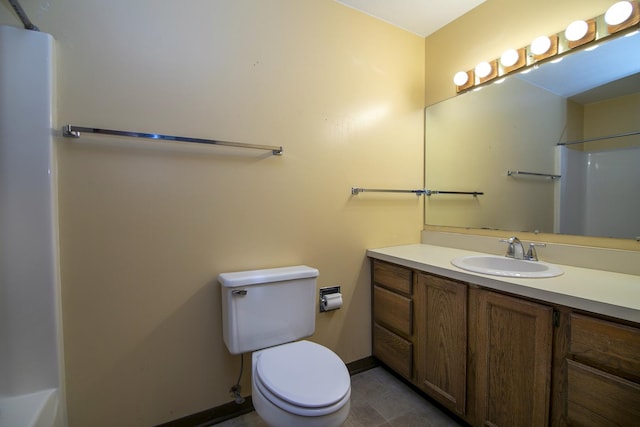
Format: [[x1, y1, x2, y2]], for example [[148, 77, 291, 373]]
[[215, 366, 466, 427]]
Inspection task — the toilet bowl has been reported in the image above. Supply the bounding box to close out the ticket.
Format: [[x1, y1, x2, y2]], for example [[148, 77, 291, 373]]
[[251, 340, 351, 427], [219, 266, 351, 426]]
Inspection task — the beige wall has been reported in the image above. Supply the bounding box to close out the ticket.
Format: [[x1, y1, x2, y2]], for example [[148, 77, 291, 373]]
[[1, 1, 424, 425], [425, 0, 613, 105], [584, 92, 640, 150]]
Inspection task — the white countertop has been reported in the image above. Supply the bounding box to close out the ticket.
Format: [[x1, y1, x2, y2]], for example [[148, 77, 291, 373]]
[[367, 244, 640, 324]]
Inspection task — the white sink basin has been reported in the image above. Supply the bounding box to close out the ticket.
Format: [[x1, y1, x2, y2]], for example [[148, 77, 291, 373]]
[[451, 255, 563, 278]]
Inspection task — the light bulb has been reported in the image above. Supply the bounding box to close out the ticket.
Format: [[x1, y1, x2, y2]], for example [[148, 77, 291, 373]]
[[605, 1, 633, 25], [565, 20, 588, 41], [531, 36, 551, 55], [500, 49, 519, 67], [453, 71, 469, 86], [475, 61, 492, 78]]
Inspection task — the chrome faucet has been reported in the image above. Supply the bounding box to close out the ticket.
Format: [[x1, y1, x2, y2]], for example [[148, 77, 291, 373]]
[[499, 237, 525, 259], [500, 237, 546, 261]]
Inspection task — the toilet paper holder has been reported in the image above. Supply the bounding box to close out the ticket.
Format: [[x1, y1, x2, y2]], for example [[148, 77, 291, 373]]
[[319, 286, 342, 312]]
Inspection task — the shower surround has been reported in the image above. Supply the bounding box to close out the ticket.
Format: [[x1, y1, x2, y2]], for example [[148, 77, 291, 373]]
[[0, 24, 64, 427]]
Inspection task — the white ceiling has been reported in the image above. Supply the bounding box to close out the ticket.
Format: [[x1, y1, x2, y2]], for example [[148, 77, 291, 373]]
[[335, 0, 486, 37]]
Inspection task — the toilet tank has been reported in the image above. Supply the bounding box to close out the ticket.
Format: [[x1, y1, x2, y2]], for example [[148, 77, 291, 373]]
[[219, 265, 319, 354]]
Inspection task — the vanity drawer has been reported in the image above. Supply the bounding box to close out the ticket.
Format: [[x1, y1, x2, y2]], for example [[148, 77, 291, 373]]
[[567, 359, 640, 426], [373, 260, 412, 296], [373, 285, 412, 337], [570, 313, 640, 381], [373, 323, 413, 379]]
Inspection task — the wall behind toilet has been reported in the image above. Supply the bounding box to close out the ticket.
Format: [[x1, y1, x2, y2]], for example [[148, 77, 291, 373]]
[[0, 0, 424, 425]]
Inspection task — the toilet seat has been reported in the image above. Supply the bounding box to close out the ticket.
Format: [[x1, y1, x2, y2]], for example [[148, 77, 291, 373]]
[[255, 340, 351, 417]]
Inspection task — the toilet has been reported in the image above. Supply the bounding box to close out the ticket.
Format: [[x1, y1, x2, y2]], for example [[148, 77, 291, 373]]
[[219, 265, 351, 427]]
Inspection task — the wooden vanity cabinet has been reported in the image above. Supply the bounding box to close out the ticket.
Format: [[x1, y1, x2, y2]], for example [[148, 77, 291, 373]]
[[564, 313, 640, 426], [414, 272, 467, 416], [372, 259, 554, 426], [468, 287, 553, 427], [371, 258, 640, 426], [372, 260, 414, 379]]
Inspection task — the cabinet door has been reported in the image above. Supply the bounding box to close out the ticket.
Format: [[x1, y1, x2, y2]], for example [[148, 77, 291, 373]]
[[414, 273, 467, 416], [470, 288, 553, 427]]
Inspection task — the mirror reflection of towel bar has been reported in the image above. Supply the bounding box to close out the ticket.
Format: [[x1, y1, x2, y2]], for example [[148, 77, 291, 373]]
[[426, 190, 484, 196], [557, 130, 640, 146], [507, 170, 561, 179], [351, 187, 483, 196]]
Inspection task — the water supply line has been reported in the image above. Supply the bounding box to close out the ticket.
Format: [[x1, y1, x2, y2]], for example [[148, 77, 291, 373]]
[[6, 0, 39, 31], [229, 353, 245, 404]]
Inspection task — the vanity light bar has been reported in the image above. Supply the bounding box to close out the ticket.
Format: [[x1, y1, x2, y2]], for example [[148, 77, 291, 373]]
[[453, 0, 640, 93]]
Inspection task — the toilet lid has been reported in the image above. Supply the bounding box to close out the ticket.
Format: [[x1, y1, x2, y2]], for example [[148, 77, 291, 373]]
[[256, 340, 350, 408]]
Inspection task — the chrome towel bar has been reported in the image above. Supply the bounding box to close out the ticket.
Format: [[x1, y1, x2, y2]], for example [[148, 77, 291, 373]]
[[62, 125, 283, 155], [425, 190, 484, 196], [507, 170, 561, 179], [351, 188, 427, 196], [351, 188, 483, 197]]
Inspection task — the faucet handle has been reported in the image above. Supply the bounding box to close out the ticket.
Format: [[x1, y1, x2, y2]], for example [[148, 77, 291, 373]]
[[499, 237, 514, 257], [499, 236, 521, 258], [499, 236, 521, 244], [526, 243, 546, 261]]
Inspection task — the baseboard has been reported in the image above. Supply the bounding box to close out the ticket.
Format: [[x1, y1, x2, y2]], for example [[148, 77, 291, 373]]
[[155, 356, 378, 426], [346, 355, 379, 375], [155, 397, 254, 427]]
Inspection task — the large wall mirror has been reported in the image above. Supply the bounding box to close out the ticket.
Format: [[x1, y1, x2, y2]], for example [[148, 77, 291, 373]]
[[425, 31, 640, 241]]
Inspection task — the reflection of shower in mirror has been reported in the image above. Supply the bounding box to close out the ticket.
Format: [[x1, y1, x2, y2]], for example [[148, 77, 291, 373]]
[[559, 144, 640, 240]]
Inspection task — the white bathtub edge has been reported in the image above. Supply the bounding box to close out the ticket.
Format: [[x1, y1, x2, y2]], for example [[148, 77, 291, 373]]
[[0, 389, 59, 427]]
